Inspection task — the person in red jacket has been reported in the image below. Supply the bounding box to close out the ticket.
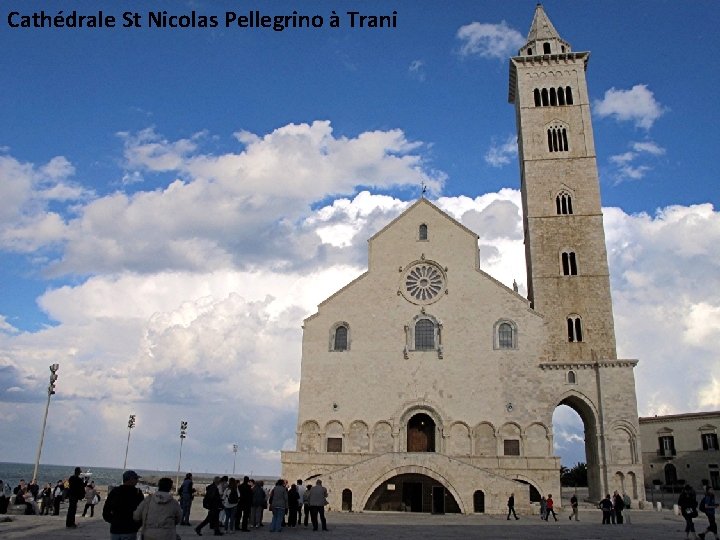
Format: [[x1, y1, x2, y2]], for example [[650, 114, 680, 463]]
[[545, 494, 558, 521]]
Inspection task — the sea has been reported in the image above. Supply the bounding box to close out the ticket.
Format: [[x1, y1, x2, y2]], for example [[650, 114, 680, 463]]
[[0, 462, 189, 491]]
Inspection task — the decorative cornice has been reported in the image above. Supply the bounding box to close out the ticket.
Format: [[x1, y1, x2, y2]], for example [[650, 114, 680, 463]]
[[539, 359, 638, 370], [639, 411, 720, 424]]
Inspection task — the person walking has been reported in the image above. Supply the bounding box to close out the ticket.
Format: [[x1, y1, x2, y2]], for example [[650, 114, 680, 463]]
[[600, 494, 613, 524], [195, 476, 224, 537], [237, 476, 253, 532], [539, 496, 547, 520], [308, 479, 329, 531], [699, 486, 718, 540], [66, 467, 86, 528], [222, 478, 239, 533], [295, 480, 306, 525], [52, 480, 64, 516], [622, 492, 632, 524], [613, 490, 625, 524], [179, 473, 196, 526], [288, 484, 300, 526], [269, 479, 288, 533], [506, 492, 519, 520], [679, 484, 699, 540], [545, 494, 558, 521], [251, 480, 266, 528], [569, 493, 579, 521], [134, 477, 182, 540], [102, 470, 145, 540], [82, 482, 99, 517]]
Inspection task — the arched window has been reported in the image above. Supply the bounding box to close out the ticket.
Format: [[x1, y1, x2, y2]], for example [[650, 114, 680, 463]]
[[534, 89, 541, 107], [566, 86, 574, 105], [419, 223, 428, 241], [557, 87, 566, 106], [330, 322, 350, 351], [541, 88, 549, 107], [567, 370, 576, 384], [415, 319, 435, 350], [494, 320, 518, 350], [547, 126, 569, 152], [567, 316, 583, 342], [543, 42, 551, 54], [527, 47, 532, 55], [555, 191, 573, 215], [550, 87, 557, 106], [561, 251, 578, 275]]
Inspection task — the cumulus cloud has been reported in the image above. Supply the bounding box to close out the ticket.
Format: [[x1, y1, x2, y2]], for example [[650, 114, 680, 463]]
[[456, 21, 525, 59], [594, 84, 667, 129], [484, 135, 517, 167]]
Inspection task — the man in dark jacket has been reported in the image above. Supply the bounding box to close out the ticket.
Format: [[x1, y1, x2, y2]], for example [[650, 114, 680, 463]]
[[196, 476, 223, 536], [237, 476, 253, 532], [66, 467, 86, 528], [102, 470, 145, 538]]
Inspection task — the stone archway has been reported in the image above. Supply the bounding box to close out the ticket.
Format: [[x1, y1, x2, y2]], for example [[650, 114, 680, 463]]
[[407, 413, 436, 452], [364, 473, 460, 513]]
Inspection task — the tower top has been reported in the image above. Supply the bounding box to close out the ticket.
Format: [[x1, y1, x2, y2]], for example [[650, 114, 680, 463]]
[[519, 4, 571, 57]]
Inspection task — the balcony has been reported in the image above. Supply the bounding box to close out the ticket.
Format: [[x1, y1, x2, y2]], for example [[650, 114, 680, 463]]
[[657, 448, 676, 459]]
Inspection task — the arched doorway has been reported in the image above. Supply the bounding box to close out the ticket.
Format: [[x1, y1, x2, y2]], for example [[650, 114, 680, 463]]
[[342, 489, 352, 511], [407, 413, 436, 452], [553, 395, 601, 500], [473, 490, 485, 513], [364, 473, 460, 513]]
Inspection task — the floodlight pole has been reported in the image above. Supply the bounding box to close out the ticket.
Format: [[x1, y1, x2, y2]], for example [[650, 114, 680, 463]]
[[232, 444, 238, 475], [176, 421, 187, 488], [33, 364, 60, 482], [123, 414, 136, 469]]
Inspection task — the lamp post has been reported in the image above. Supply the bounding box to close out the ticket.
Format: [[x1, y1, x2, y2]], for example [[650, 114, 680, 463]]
[[123, 414, 136, 469], [32, 364, 59, 482], [176, 421, 187, 488], [232, 444, 238, 475]]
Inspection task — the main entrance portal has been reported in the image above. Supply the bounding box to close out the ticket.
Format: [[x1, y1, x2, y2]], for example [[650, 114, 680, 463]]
[[407, 413, 435, 452], [364, 473, 460, 513]]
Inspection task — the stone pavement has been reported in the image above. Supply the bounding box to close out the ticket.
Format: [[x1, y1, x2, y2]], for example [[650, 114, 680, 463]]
[[0, 506, 707, 540]]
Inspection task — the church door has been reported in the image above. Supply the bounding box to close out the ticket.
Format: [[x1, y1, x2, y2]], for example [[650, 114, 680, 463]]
[[407, 413, 436, 452]]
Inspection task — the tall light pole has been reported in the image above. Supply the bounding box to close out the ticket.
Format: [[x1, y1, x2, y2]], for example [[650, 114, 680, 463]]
[[232, 444, 238, 475], [123, 414, 136, 469], [33, 364, 59, 482], [176, 421, 187, 488]]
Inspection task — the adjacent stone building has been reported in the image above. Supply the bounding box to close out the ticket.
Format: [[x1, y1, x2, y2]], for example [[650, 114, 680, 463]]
[[640, 412, 720, 491], [281, 5, 646, 514]]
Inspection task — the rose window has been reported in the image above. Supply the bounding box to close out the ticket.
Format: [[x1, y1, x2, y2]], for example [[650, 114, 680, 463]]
[[404, 264, 444, 302]]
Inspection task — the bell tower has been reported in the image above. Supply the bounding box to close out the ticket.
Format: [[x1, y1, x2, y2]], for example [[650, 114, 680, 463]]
[[509, 4, 617, 363]]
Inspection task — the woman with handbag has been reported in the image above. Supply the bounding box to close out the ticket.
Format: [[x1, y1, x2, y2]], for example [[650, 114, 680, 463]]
[[679, 484, 699, 540], [133, 477, 182, 540]]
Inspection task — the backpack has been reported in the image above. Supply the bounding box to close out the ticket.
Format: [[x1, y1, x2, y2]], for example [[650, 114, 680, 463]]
[[202, 484, 216, 510], [228, 488, 239, 504]]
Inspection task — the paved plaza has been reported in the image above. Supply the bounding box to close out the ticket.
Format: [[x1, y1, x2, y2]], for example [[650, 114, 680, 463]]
[[0, 504, 705, 540]]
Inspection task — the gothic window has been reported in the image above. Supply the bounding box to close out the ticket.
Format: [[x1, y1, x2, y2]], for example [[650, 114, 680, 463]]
[[547, 125, 569, 152], [543, 42, 551, 54], [415, 319, 435, 350], [534, 89, 541, 107], [419, 223, 428, 241], [494, 319, 518, 350], [555, 191, 573, 215], [567, 370, 576, 384], [330, 322, 350, 351], [550, 87, 557, 106], [541, 88, 549, 107], [561, 251, 578, 275], [565, 86, 574, 105], [567, 316, 583, 342]]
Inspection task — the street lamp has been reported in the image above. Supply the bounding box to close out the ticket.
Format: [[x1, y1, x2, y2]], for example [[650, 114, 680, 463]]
[[232, 444, 238, 475], [176, 421, 187, 488], [33, 364, 59, 482], [123, 414, 136, 469]]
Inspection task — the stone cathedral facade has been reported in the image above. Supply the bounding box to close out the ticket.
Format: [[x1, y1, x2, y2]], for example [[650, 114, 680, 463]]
[[281, 5, 645, 514]]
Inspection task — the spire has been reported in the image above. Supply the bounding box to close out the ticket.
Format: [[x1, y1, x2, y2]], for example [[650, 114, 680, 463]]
[[519, 4, 571, 57]]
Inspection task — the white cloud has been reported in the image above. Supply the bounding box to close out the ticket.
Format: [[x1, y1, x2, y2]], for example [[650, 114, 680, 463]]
[[607, 140, 666, 182], [594, 84, 666, 129], [456, 21, 525, 59], [0, 315, 18, 334], [484, 135, 517, 167], [408, 59, 425, 81]]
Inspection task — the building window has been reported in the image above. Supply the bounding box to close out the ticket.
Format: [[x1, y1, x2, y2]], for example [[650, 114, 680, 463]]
[[534, 88, 541, 107], [543, 42, 551, 54], [567, 370, 576, 384], [561, 251, 578, 275], [327, 437, 343, 452], [504, 439, 520, 456], [541, 88, 549, 107], [658, 435, 676, 457], [415, 319, 435, 350], [494, 319, 518, 350], [547, 126, 569, 152], [555, 191, 573, 215], [419, 223, 428, 241], [567, 316, 583, 342], [550, 87, 558, 106], [330, 322, 350, 351], [703, 433, 719, 451], [565, 86, 574, 105], [557, 87, 566, 106], [527, 47, 532, 55]]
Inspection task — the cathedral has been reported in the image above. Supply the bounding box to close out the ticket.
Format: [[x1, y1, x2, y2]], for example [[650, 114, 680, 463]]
[[281, 5, 645, 514]]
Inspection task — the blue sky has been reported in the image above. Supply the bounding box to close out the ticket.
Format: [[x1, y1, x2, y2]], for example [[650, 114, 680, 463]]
[[0, 0, 718, 476]]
